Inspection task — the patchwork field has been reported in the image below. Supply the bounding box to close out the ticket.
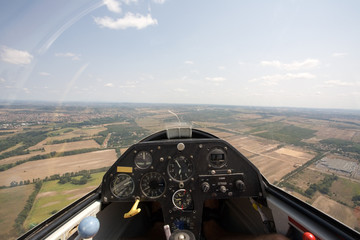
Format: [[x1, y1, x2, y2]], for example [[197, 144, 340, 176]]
[[24, 172, 105, 229], [0, 184, 34, 239], [0, 149, 117, 186], [220, 135, 316, 183], [43, 140, 100, 152]]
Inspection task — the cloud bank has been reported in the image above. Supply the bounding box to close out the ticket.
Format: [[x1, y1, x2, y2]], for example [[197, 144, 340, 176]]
[[0, 46, 33, 65]]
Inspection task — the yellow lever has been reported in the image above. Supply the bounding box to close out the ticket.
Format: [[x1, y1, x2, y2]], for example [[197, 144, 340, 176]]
[[124, 198, 141, 218]]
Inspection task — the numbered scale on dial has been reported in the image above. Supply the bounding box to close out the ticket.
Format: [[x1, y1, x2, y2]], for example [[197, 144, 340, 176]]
[[110, 174, 135, 198], [167, 156, 193, 182], [140, 172, 166, 198]]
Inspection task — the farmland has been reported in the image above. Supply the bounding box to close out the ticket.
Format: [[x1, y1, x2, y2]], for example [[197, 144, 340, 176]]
[[1, 103, 360, 237]]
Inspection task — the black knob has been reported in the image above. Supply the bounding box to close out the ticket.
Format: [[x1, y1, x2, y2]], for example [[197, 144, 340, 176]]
[[235, 180, 245, 192]]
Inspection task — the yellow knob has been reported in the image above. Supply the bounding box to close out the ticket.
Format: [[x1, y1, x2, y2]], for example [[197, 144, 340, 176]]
[[124, 199, 141, 218]]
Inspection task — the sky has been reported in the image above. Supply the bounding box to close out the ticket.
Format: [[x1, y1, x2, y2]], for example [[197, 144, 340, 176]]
[[0, 0, 360, 109]]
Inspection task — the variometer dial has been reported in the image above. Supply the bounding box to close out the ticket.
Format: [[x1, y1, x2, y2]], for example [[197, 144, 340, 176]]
[[140, 172, 166, 198], [172, 189, 193, 210], [167, 156, 193, 181], [110, 174, 135, 198], [134, 151, 152, 169]]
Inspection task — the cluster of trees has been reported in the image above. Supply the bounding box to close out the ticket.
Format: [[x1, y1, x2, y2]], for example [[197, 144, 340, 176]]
[[0, 131, 48, 160], [254, 124, 316, 146], [61, 115, 127, 128], [98, 121, 148, 148], [320, 138, 360, 155], [58, 170, 91, 185], [13, 181, 43, 234], [352, 195, 360, 206], [47, 136, 84, 145], [305, 174, 338, 197]]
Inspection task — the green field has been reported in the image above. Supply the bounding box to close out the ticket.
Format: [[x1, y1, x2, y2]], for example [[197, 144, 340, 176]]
[[330, 178, 360, 207], [253, 125, 316, 146], [0, 185, 34, 239], [24, 172, 105, 230]]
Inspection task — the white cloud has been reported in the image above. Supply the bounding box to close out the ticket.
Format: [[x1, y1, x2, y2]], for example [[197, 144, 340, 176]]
[[250, 73, 316, 85], [23, 88, 30, 94], [39, 72, 51, 76], [332, 52, 348, 57], [218, 66, 226, 70], [104, 0, 122, 13], [153, 0, 166, 4], [55, 52, 81, 60], [324, 80, 359, 87], [0, 46, 33, 65], [105, 83, 114, 87], [0, 77, 5, 83], [205, 77, 226, 82], [94, 13, 158, 30], [174, 88, 188, 92], [123, 0, 138, 4], [261, 59, 320, 71], [184, 60, 194, 65]]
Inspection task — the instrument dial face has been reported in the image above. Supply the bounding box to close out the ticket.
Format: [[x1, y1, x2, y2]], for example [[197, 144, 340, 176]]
[[167, 156, 193, 181], [140, 172, 166, 198], [208, 148, 227, 168], [110, 174, 135, 198], [171, 216, 195, 231], [172, 189, 193, 210], [134, 151, 152, 169]]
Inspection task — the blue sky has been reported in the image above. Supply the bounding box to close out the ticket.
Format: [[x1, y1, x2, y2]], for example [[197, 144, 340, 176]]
[[0, 0, 360, 109]]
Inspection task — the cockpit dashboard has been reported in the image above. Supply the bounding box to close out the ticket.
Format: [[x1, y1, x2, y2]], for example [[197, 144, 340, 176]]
[[100, 129, 265, 238]]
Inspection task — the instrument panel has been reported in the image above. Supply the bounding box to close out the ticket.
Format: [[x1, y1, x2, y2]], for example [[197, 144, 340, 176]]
[[101, 134, 265, 239]]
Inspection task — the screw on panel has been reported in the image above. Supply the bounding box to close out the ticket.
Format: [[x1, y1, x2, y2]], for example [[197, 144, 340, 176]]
[[134, 150, 137, 154], [190, 155, 193, 159], [199, 144, 203, 149], [150, 149, 153, 153], [211, 170, 216, 175], [160, 157, 164, 162], [151, 166, 154, 169], [104, 197, 108, 202], [224, 147, 228, 151], [177, 142, 185, 151], [227, 169, 232, 174], [158, 146, 161, 150]]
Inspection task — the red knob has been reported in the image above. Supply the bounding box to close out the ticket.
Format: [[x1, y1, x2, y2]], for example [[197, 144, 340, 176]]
[[303, 232, 316, 240]]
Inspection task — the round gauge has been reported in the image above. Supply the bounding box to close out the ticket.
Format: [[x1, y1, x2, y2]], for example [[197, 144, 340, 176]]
[[167, 156, 193, 181], [110, 174, 135, 198], [208, 148, 227, 168], [134, 151, 152, 169], [171, 216, 195, 231], [140, 172, 166, 198], [172, 189, 192, 210]]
